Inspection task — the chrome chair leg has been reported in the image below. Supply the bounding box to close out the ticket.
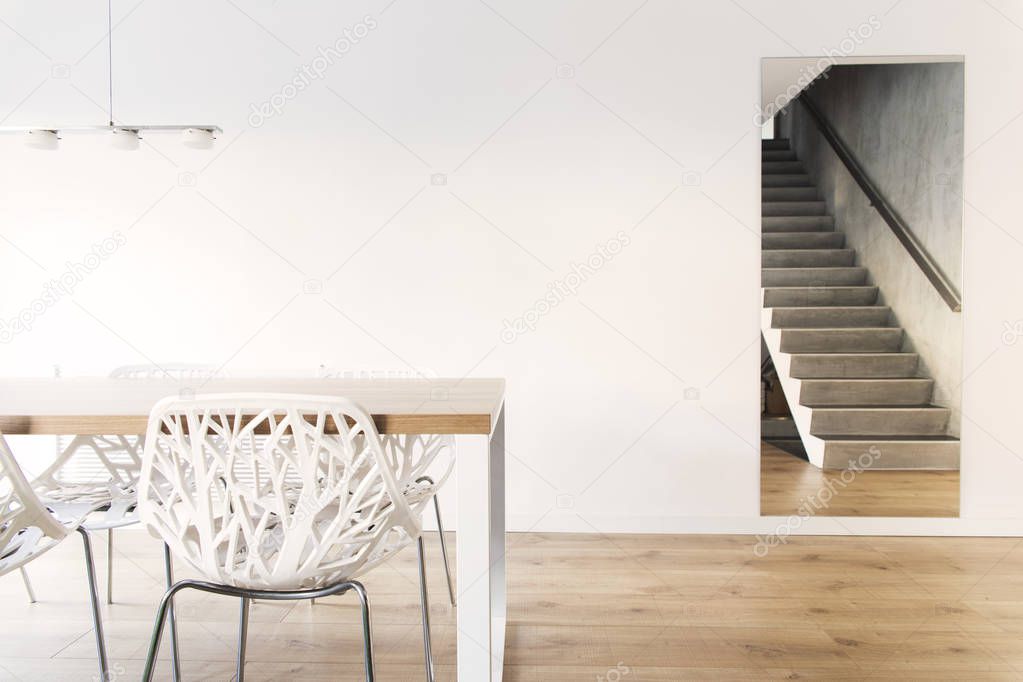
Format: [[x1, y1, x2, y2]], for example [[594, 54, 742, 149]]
[[237, 598, 250, 682], [106, 528, 114, 604], [350, 582, 375, 682], [417, 476, 456, 606], [19, 567, 36, 603], [416, 536, 435, 682], [142, 580, 374, 682], [142, 581, 185, 682], [433, 494, 456, 606], [78, 528, 109, 682], [163, 543, 181, 682]]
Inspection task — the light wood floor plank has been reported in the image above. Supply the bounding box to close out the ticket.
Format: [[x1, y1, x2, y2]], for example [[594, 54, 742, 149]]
[[3, 530, 1023, 679]]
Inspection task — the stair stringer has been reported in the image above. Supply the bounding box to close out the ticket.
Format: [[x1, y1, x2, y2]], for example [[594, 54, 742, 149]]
[[761, 304, 827, 468]]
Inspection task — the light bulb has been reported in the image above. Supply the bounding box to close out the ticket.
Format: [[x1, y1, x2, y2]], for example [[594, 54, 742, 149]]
[[25, 129, 59, 150], [182, 127, 215, 150], [111, 127, 140, 150]]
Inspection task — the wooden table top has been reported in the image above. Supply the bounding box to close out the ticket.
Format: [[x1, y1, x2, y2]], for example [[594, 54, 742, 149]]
[[0, 377, 505, 435]]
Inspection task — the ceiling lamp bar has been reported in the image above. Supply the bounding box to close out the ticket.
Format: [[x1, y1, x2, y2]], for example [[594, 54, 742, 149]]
[[0, 0, 221, 150]]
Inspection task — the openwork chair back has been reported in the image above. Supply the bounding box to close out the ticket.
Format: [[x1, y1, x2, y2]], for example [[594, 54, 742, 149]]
[[379, 432, 453, 514], [0, 434, 70, 576], [139, 394, 418, 590], [317, 368, 455, 507], [40, 364, 225, 504]]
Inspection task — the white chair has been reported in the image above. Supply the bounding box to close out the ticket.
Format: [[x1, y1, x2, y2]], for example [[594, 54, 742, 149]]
[[137, 394, 435, 682], [0, 433, 110, 680]]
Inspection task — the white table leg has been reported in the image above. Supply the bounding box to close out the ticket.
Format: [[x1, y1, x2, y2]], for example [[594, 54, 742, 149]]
[[455, 404, 506, 681]]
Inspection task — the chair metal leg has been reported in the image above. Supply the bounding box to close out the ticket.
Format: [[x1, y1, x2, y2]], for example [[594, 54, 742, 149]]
[[78, 528, 110, 682], [432, 493, 456, 607], [163, 543, 181, 682], [142, 582, 183, 682], [417, 477, 455, 607], [416, 536, 435, 682], [106, 528, 114, 604], [350, 582, 375, 682], [19, 567, 36, 603], [143, 580, 373, 682], [237, 598, 250, 682]]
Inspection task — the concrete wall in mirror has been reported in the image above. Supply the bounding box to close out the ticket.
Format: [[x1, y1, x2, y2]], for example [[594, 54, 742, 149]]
[[760, 57, 964, 518]]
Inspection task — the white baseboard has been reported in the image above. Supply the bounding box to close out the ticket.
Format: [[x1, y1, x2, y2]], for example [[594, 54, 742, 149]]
[[506, 513, 1023, 536], [115, 515, 1023, 539]]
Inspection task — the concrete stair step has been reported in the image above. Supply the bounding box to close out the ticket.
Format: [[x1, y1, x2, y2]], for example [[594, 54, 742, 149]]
[[762, 216, 833, 232], [821, 437, 959, 470], [762, 249, 855, 267], [762, 186, 818, 201], [761, 138, 790, 150], [762, 150, 798, 162], [763, 201, 828, 216], [789, 352, 919, 378], [810, 406, 951, 436], [769, 306, 892, 328], [762, 174, 813, 187], [779, 327, 902, 352], [799, 378, 933, 406], [763, 232, 845, 249], [762, 267, 867, 287], [763, 286, 878, 307], [763, 161, 806, 174]]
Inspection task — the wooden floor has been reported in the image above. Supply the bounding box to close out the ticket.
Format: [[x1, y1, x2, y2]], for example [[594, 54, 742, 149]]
[[761, 443, 960, 517], [3, 528, 1023, 680]]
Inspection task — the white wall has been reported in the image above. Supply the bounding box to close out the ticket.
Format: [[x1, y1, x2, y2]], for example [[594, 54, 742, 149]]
[[2, 0, 1022, 534]]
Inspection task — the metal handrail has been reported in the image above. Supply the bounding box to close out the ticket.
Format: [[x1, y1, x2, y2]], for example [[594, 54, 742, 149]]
[[796, 93, 962, 312]]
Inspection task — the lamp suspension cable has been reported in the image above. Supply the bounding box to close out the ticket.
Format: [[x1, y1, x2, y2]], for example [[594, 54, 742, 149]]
[[108, 0, 114, 127]]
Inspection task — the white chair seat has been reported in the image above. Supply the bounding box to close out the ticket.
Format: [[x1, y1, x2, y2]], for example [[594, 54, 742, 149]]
[[41, 494, 139, 531], [0, 526, 46, 570]]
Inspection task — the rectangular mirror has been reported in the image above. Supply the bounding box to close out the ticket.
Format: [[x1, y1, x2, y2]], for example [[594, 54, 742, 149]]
[[760, 57, 964, 518]]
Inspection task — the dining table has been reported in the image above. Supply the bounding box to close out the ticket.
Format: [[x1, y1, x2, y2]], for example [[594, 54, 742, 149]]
[[0, 375, 508, 681]]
